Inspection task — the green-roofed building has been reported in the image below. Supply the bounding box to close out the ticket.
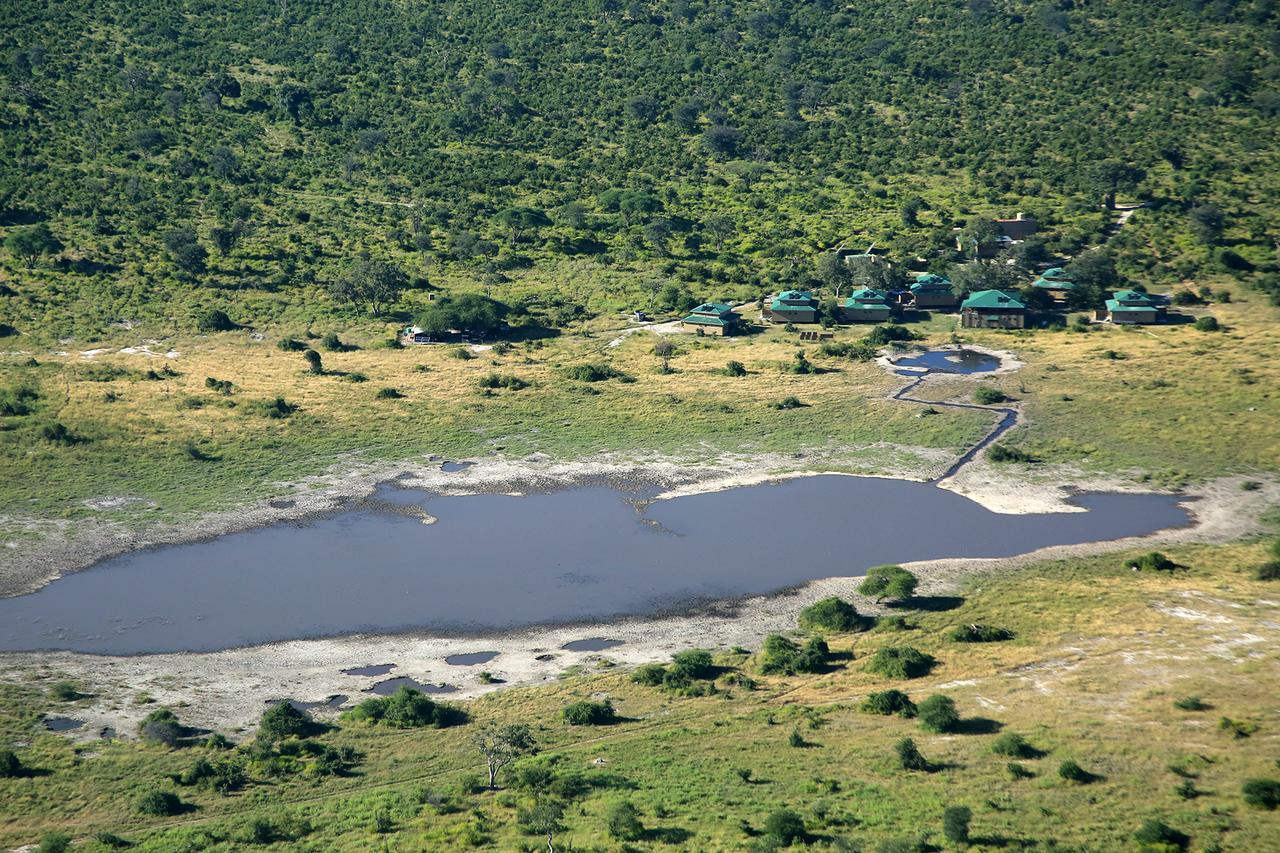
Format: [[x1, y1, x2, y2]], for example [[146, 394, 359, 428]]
[[960, 289, 1026, 329], [909, 273, 958, 309], [841, 288, 893, 323], [1031, 267, 1076, 302], [767, 290, 819, 324], [681, 302, 740, 336], [1103, 289, 1160, 325]]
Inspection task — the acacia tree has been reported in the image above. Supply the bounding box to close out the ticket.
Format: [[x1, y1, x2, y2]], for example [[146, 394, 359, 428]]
[[327, 255, 409, 315], [5, 223, 62, 269], [520, 797, 565, 852], [474, 722, 535, 789]]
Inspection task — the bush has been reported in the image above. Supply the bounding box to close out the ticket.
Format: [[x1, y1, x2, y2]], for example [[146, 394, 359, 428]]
[[321, 332, 345, 351], [670, 649, 716, 680], [277, 338, 307, 351], [1194, 315, 1219, 332], [865, 324, 917, 345], [178, 757, 246, 794], [1058, 760, 1094, 783], [249, 396, 298, 419], [894, 737, 928, 771], [194, 308, 236, 332], [375, 387, 404, 399], [986, 443, 1033, 463], [345, 686, 465, 729], [562, 363, 621, 381], [1254, 561, 1280, 581], [943, 806, 972, 845], [204, 377, 234, 395], [1007, 762, 1034, 780], [1129, 551, 1176, 572], [1242, 778, 1280, 810], [303, 349, 323, 374], [917, 694, 959, 733], [860, 689, 917, 718], [1173, 695, 1209, 711], [991, 733, 1038, 758], [773, 395, 805, 409], [972, 386, 1007, 405], [763, 809, 807, 845], [723, 360, 747, 376], [798, 597, 868, 633], [864, 646, 935, 679], [0, 384, 38, 417], [563, 699, 617, 726], [0, 749, 22, 777], [136, 789, 183, 816], [630, 664, 667, 686], [760, 634, 829, 675], [139, 708, 183, 746], [477, 372, 529, 390], [258, 701, 315, 741], [34, 833, 72, 853], [607, 801, 645, 841], [858, 565, 917, 603], [1134, 820, 1189, 851], [50, 681, 82, 701], [950, 623, 1014, 642]]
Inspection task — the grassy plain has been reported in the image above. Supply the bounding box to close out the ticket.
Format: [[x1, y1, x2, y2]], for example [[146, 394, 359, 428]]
[[1, 540, 1277, 850]]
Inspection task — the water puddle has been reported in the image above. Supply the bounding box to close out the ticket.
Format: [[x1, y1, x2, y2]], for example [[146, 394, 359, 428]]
[[440, 461, 474, 473], [0, 478, 1190, 655], [892, 348, 1001, 375], [445, 651, 499, 666], [44, 716, 85, 732], [341, 664, 396, 677], [562, 638, 625, 652], [267, 695, 348, 712], [366, 677, 458, 696]]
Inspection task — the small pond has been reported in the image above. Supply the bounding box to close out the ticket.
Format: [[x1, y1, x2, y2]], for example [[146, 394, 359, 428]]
[[44, 716, 85, 732], [341, 664, 396, 677], [445, 651, 500, 666], [893, 348, 1002, 375], [561, 638, 626, 653], [366, 677, 458, 696], [0, 477, 1190, 655]]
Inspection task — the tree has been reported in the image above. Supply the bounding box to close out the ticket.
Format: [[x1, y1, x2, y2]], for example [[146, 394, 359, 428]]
[[258, 701, 314, 741], [1189, 204, 1225, 245], [643, 218, 674, 256], [417, 293, 509, 338], [276, 83, 312, 123], [625, 94, 661, 124], [763, 809, 807, 846], [895, 737, 928, 770], [958, 216, 999, 259], [950, 261, 1015, 299], [654, 338, 675, 372], [943, 806, 973, 845], [702, 124, 742, 158], [495, 206, 551, 243], [163, 229, 207, 275], [303, 349, 323, 374], [475, 722, 535, 789], [798, 597, 867, 632], [519, 797, 565, 852], [917, 694, 960, 733], [1091, 159, 1144, 209], [0, 748, 22, 777], [858, 565, 918, 603], [900, 196, 924, 227], [1064, 250, 1118, 310], [817, 252, 852, 297], [5, 223, 62, 268], [328, 255, 409, 315], [704, 214, 735, 250], [606, 801, 645, 841]]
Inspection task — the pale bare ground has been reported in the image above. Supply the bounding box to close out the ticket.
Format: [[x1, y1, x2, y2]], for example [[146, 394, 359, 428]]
[[4, 474, 1274, 739]]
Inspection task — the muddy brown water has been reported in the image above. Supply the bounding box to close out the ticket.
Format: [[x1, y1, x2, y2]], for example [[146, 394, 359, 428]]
[[0, 477, 1190, 655]]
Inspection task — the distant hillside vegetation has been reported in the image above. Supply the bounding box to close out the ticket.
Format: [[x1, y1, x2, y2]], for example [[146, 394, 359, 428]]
[[2, 0, 1278, 338]]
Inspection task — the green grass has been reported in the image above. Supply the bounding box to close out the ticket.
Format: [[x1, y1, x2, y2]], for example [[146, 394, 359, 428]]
[[2, 541, 1277, 849]]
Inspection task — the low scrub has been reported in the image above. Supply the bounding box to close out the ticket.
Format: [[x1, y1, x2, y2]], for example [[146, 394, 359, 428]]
[[987, 443, 1034, 463], [798, 597, 870, 633], [344, 686, 466, 729], [859, 689, 917, 718], [973, 386, 1008, 405], [1128, 551, 1177, 572], [991, 732, 1040, 759], [950, 623, 1015, 643], [1242, 778, 1280, 810], [136, 789, 184, 816], [477, 372, 529, 390], [247, 396, 299, 419], [562, 699, 618, 726], [864, 646, 935, 679], [562, 363, 624, 382], [916, 694, 960, 733], [759, 634, 830, 675]]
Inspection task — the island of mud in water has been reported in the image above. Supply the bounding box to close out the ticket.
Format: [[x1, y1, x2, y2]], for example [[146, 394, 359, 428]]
[[0, 475, 1190, 656]]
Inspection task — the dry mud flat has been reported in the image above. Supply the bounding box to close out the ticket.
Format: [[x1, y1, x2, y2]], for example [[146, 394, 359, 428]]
[[4, 474, 1274, 738]]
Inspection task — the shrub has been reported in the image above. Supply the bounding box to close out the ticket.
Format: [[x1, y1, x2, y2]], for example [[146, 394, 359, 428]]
[[1134, 820, 1189, 851], [0, 749, 22, 777], [760, 634, 829, 675], [563, 699, 617, 726], [1129, 551, 1176, 572], [972, 386, 1007, 405], [1058, 759, 1093, 783], [178, 757, 246, 793], [450, 347, 475, 360], [917, 694, 959, 733], [345, 687, 466, 728], [607, 801, 645, 841], [788, 728, 806, 748], [1173, 696, 1209, 711], [630, 664, 667, 686], [860, 689, 917, 717], [950, 623, 1014, 643], [943, 806, 972, 845], [258, 701, 315, 741], [670, 649, 715, 680], [1007, 762, 1034, 779], [773, 395, 805, 409], [987, 443, 1033, 463], [50, 681, 82, 701], [477, 372, 529, 390], [723, 360, 747, 376], [858, 565, 917, 603], [194, 308, 236, 332], [303, 349, 323, 374], [1242, 778, 1280, 810], [34, 833, 72, 853], [249, 396, 298, 419], [820, 340, 878, 361], [375, 387, 404, 399], [0, 384, 38, 417], [798, 597, 868, 633], [277, 338, 307, 351], [40, 422, 83, 445], [865, 324, 917, 345], [204, 377, 233, 395], [1254, 561, 1280, 581], [562, 363, 621, 381], [894, 737, 928, 771], [1194, 315, 1219, 332], [991, 733, 1038, 758], [136, 789, 183, 816], [763, 809, 807, 846], [139, 708, 183, 746], [1219, 716, 1258, 738], [865, 646, 935, 679], [321, 332, 344, 351]]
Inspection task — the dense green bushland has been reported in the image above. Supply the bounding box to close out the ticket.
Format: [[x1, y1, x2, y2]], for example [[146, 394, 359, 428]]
[[2, 0, 1279, 344]]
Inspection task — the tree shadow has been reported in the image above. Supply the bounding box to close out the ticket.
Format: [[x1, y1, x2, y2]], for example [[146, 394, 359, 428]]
[[953, 717, 1004, 735], [970, 835, 1037, 849], [644, 826, 693, 844], [900, 595, 965, 612]]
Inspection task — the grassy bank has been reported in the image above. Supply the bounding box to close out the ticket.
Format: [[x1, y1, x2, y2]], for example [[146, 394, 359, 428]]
[[2, 540, 1277, 849]]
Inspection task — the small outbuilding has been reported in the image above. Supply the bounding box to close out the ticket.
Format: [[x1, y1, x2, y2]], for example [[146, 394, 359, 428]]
[[841, 288, 893, 323], [908, 273, 958, 309], [681, 302, 740, 336], [960, 289, 1026, 329], [1031, 267, 1076, 303], [1103, 289, 1161, 325], [767, 290, 820, 324]]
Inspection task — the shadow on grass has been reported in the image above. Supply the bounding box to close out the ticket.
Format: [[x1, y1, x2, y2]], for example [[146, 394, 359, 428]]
[[644, 826, 693, 844], [899, 595, 965, 612], [954, 717, 1004, 735]]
